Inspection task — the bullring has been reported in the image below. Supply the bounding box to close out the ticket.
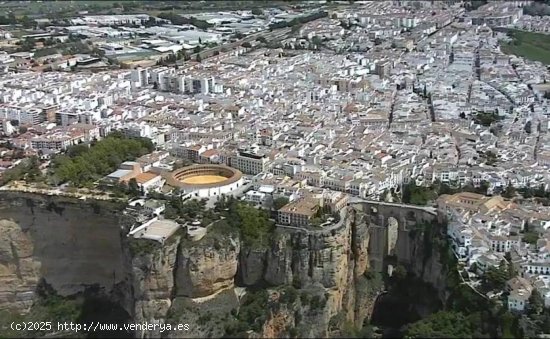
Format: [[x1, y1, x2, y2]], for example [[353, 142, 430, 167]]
[[164, 164, 243, 198]]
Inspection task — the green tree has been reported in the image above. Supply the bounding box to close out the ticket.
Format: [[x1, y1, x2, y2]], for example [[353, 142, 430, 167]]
[[500, 311, 516, 338], [528, 289, 544, 315], [405, 311, 473, 338], [128, 178, 140, 197], [483, 262, 508, 291], [157, 12, 213, 30], [474, 111, 502, 127], [251, 8, 263, 16], [523, 231, 539, 245], [26, 156, 42, 182], [214, 197, 274, 247], [402, 181, 437, 205], [20, 15, 35, 28], [0, 156, 43, 186], [311, 36, 323, 46], [502, 183, 516, 199], [50, 132, 153, 187], [484, 150, 498, 165], [524, 121, 532, 134], [66, 143, 89, 158], [273, 197, 289, 210], [235, 203, 273, 247]]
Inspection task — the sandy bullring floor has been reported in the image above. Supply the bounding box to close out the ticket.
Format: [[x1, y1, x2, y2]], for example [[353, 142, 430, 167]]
[[180, 175, 228, 185]]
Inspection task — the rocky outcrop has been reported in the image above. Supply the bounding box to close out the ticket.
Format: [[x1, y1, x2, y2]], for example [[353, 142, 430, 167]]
[[404, 227, 448, 300], [0, 220, 40, 311], [0, 191, 448, 339], [237, 248, 267, 286], [0, 192, 128, 313], [131, 236, 180, 338], [132, 208, 374, 338], [175, 234, 240, 298]]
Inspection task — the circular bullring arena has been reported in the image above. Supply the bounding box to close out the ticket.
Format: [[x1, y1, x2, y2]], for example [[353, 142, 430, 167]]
[[165, 164, 243, 198]]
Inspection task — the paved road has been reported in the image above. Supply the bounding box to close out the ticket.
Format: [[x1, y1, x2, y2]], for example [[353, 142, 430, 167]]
[[348, 196, 438, 215]]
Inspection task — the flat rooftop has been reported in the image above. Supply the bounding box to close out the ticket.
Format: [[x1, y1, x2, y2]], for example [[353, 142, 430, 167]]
[[108, 169, 132, 179], [134, 172, 159, 184], [133, 219, 180, 242]]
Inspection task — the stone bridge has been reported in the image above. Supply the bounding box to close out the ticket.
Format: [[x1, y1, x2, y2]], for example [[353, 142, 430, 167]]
[[349, 198, 439, 273]]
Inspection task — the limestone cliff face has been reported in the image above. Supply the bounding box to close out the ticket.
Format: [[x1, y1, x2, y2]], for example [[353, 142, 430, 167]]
[[0, 192, 128, 313], [128, 226, 242, 338], [240, 208, 373, 337], [129, 207, 376, 338], [0, 192, 447, 339], [238, 247, 267, 286], [132, 207, 374, 338], [401, 228, 447, 299], [258, 226, 351, 337], [131, 237, 180, 338], [175, 235, 240, 298], [0, 220, 40, 311], [260, 307, 294, 338]]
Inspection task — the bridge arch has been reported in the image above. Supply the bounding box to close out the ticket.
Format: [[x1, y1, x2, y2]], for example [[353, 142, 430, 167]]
[[349, 200, 439, 273]]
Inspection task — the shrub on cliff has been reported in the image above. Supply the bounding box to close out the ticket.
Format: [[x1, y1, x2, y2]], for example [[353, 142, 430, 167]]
[[0, 280, 82, 338], [404, 311, 473, 338], [128, 238, 161, 256], [280, 286, 298, 304], [215, 195, 274, 248], [309, 295, 324, 310], [402, 181, 438, 206], [224, 290, 269, 335]]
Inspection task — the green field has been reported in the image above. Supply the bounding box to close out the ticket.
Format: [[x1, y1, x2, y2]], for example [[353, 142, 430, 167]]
[[501, 29, 550, 65], [0, 0, 300, 18]]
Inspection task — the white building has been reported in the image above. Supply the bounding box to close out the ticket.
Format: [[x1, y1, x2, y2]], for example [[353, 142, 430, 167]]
[[232, 151, 269, 175], [508, 288, 531, 312], [131, 67, 150, 88]]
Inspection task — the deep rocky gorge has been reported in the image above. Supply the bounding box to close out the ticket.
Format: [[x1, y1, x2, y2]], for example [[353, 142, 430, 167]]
[[0, 192, 448, 338]]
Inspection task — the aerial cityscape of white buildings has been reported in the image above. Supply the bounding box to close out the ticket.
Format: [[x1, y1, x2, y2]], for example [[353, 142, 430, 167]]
[[1, 0, 550, 314]]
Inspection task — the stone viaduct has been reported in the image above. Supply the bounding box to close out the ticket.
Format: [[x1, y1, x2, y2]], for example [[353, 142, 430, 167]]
[[349, 198, 440, 273]]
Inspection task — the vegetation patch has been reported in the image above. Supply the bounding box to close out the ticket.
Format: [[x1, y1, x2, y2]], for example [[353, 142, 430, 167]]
[[224, 289, 269, 336], [214, 196, 275, 248], [402, 181, 438, 205], [501, 29, 550, 65], [0, 156, 42, 186], [398, 180, 495, 206], [0, 281, 130, 338], [50, 131, 154, 187], [472, 111, 504, 127], [128, 238, 161, 256], [157, 12, 214, 30], [405, 311, 474, 338]]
